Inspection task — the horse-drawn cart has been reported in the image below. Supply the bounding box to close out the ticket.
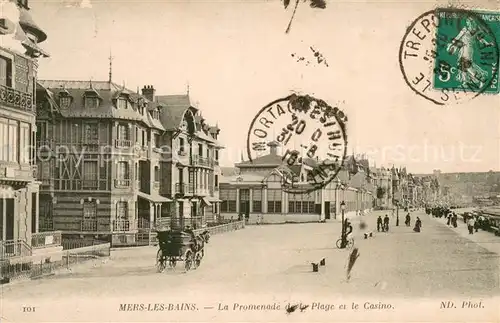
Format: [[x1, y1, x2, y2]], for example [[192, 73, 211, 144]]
[[155, 229, 210, 273]]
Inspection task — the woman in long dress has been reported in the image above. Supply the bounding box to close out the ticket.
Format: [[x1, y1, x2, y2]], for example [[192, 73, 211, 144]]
[[413, 217, 422, 232]]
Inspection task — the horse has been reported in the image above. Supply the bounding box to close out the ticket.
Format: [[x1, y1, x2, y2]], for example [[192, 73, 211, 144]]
[[193, 230, 210, 268]]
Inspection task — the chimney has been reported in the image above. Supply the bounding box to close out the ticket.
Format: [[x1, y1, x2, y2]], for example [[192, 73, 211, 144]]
[[141, 85, 156, 102], [267, 140, 279, 156]]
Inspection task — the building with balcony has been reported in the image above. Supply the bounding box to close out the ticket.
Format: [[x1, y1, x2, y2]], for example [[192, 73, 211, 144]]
[[0, 0, 48, 255], [151, 89, 223, 229], [35, 83, 223, 243], [35, 80, 170, 244], [219, 142, 374, 224]]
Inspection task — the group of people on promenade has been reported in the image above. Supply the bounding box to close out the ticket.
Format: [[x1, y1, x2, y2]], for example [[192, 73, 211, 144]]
[[376, 211, 422, 233], [427, 206, 490, 235]]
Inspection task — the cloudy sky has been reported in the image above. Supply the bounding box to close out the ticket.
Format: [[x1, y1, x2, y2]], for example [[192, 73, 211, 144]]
[[29, 0, 499, 174]]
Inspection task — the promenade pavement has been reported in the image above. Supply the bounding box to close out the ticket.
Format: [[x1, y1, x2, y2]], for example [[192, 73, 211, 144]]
[[2, 210, 499, 322]]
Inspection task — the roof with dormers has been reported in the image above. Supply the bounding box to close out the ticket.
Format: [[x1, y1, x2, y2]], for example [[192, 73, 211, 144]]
[[37, 80, 164, 131]]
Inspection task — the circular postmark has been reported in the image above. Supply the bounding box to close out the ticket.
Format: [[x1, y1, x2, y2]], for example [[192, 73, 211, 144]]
[[399, 8, 499, 105], [246, 94, 348, 194]]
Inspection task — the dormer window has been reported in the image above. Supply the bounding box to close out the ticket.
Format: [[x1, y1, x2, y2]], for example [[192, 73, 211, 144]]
[[117, 98, 127, 109], [59, 96, 71, 109], [85, 96, 99, 109]]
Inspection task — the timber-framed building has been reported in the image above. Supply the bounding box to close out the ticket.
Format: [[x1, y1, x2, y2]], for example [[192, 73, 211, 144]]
[[35, 82, 223, 244]]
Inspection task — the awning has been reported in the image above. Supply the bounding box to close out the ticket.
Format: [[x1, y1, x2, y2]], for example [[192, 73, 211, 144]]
[[201, 197, 212, 206], [137, 191, 172, 203], [207, 196, 222, 202]]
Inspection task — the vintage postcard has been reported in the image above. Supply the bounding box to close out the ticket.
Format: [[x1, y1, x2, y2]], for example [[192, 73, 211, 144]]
[[1, 0, 499, 322]]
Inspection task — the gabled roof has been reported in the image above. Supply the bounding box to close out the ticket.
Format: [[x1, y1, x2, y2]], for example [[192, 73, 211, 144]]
[[156, 95, 192, 131]]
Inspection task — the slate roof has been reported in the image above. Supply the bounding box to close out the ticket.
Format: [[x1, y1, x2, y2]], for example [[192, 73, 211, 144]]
[[155, 95, 192, 131], [37, 80, 164, 131], [236, 154, 284, 167]]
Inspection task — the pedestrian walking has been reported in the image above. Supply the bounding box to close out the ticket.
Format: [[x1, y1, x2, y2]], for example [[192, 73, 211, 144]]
[[467, 216, 475, 234], [452, 213, 458, 228], [405, 213, 411, 227], [474, 215, 480, 232], [383, 214, 390, 232], [377, 216, 383, 232], [413, 217, 422, 232], [446, 214, 451, 226]]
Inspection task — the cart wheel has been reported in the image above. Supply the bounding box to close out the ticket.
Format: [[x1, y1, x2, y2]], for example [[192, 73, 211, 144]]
[[335, 239, 342, 249], [168, 257, 177, 269], [184, 249, 193, 271], [156, 250, 166, 273]]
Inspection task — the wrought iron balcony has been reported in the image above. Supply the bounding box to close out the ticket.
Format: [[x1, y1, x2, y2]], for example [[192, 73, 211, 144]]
[[112, 220, 136, 232], [175, 182, 188, 195], [114, 179, 131, 188], [114, 139, 132, 148], [191, 155, 212, 168], [0, 84, 33, 112]]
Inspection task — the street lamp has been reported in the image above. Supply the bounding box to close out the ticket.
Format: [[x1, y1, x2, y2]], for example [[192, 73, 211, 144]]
[[340, 200, 347, 248], [395, 200, 399, 226]]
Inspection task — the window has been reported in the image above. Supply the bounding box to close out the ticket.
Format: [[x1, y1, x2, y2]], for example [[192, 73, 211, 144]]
[[84, 96, 99, 109], [83, 201, 97, 220], [142, 130, 146, 146], [117, 98, 127, 109], [154, 134, 160, 148], [59, 96, 71, 109], [0, 55, 12, 87], [83, 161, 98, 188], [117, 162, 129, 180], [154, 166, 159, 182], [116, 202, 128, 230], [19, 123, 30, 164], [179, 138, 185, 153], [198, 143, 203, 157], [252, 188, 262, 213], [116, 202, 128, 219], [118, 124, 129, 140], [267, 189, 282, 213], [0, 120, 19, 162], [214, 175, 219, 187], [288, 193, 315, 213], [84, 123, 98, 143], [215, 150, 219, 160], [220, 188, 237, 213]]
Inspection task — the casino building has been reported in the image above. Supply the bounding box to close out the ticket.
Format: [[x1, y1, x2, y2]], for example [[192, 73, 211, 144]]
[[219, 142, 375, 224]]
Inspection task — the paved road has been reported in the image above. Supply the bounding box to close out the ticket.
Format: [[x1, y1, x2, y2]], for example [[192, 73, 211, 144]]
[[2, 210, 499, 322]]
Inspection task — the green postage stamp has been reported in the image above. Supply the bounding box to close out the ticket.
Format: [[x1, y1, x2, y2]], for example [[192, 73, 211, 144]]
[[433, 10, 499, 94]]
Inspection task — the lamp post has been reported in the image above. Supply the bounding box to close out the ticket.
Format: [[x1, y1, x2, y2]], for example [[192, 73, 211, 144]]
[[395, 200, 399, 226], [340, 200, 347, 248]]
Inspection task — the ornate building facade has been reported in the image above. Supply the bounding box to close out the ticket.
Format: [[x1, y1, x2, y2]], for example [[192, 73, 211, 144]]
[[35, 82, 222, 244], [0, 0, 48, 249]]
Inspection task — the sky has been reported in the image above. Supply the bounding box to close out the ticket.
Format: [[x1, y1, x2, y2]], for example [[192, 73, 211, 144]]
[[28, 0, 500, 174]]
